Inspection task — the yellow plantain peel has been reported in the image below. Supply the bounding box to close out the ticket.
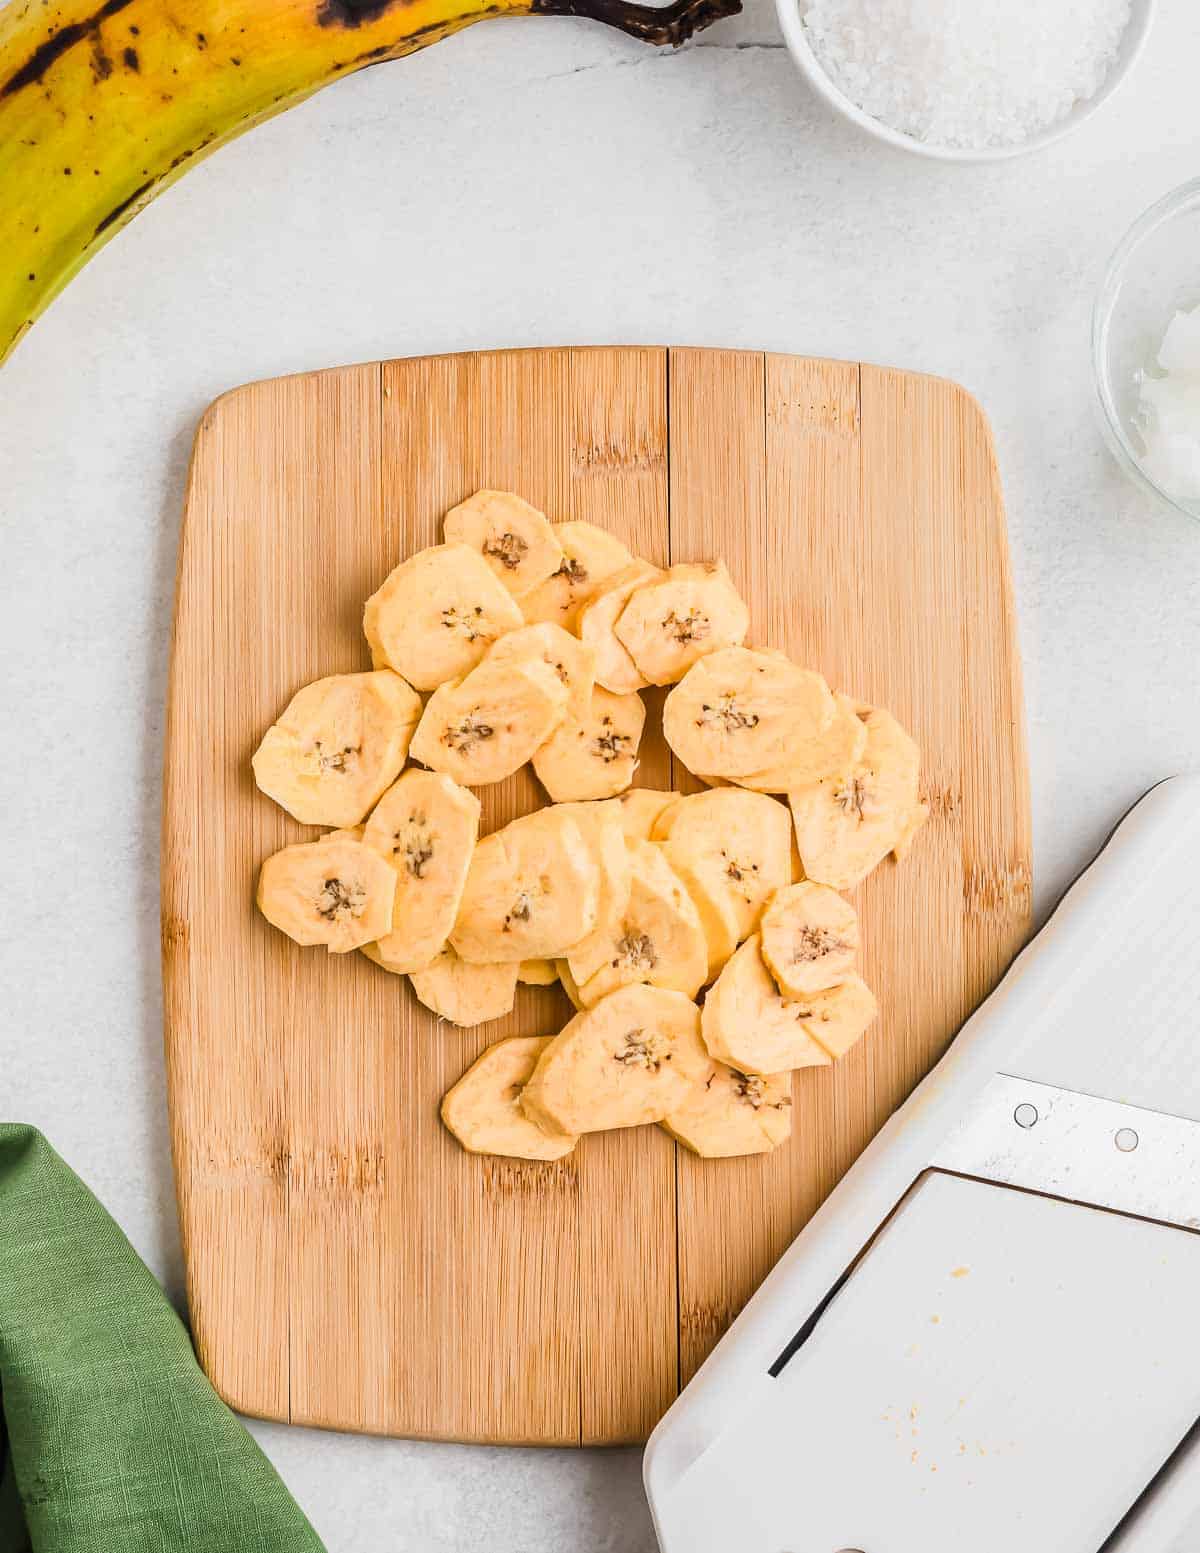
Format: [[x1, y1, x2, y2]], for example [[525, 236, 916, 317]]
[[0, 0, 739, 365]]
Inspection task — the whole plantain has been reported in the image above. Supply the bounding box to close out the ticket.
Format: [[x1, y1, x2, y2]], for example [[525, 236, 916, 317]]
[[0, 0, 737, 365]]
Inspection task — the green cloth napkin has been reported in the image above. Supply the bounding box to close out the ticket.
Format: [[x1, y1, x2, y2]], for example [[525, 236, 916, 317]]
[[0, 1124, 326, 1553]]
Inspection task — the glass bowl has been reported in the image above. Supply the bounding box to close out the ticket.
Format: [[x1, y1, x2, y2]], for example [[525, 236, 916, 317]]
[[1093, 176, 1200, 520]]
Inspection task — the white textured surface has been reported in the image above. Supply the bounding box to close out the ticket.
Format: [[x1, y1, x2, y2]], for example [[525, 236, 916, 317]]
[[2, 2, 1200, 1548]]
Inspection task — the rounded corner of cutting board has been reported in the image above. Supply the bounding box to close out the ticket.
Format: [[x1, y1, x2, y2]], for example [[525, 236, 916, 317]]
[[204, 1351, 289, 1428], [190, 376, 261, 446], [164, 344, 1029, 1446]]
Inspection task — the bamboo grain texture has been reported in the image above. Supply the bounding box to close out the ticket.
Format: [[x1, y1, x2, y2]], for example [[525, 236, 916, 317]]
[[162, 346, 1031, 1444]]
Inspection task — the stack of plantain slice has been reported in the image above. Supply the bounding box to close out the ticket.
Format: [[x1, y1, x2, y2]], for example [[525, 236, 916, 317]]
[[252, 489, 927, 1160]]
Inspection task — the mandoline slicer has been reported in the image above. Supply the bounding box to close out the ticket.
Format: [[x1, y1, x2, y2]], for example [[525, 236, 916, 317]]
[[645, 775, 1200, 1553]]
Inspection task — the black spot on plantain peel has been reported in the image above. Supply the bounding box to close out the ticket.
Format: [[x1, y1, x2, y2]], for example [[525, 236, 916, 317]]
[[93, 178, 153, 237], [318, 0, 404, 25], [1, 0, 135, 97]]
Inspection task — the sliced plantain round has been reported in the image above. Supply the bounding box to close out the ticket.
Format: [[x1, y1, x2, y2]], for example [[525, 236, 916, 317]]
[[662, 1064, 793, 1158], [556, 959, 585, 1011], [550, 799, 633, 978], [517, 958, 560, 986], [520, 520, 634, 631], [662, 647, 837, 780], [701, 934, 877, 1073], [450, 808, 601, 964], [572, 840, 708, 1006], [616, 786, 682, 844], [725, 692, 868, 794], [892, 802, 930, 863], [441, 1036, 578, 1160], [576, 559, 663, 695], [443, 490, 564, 599], [788, 704, 923, 890], [792, 973, 879, 1060], [257, 830, 397, 954], [360, 768, 480, 974], [758, 881, 860, 999], [252, 669, 421, 828], [613, 560, 750, 686], [520, 983, 709, 1136], [700, 935, 834, 1076], [407, 944, 519, 1027], [653, 787, 797, 976], [532, 684, 646, 803], [483, 620, 596, 723], [364, 543, 524, 690], [409, 657, 568, 787]]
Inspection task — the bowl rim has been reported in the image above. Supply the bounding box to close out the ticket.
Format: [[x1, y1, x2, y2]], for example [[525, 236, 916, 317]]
[[1092, 174, 1200, 521], [773, 0, 1158, 163]]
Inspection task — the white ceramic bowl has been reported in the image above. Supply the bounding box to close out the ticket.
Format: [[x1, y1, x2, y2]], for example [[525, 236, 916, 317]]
[[1093, 176, 1200, 520], [774, 0, 1157, 162]]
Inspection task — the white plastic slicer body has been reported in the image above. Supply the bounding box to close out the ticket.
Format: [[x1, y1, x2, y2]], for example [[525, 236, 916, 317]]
[[645, 775, 1200, 1553]]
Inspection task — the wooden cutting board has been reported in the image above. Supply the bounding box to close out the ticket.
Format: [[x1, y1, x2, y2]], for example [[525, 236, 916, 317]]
[[162, 346, 1030, 1446]]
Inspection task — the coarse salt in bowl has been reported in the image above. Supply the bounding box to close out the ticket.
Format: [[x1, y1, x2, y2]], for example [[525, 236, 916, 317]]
[[775, 0, 1157, 161]]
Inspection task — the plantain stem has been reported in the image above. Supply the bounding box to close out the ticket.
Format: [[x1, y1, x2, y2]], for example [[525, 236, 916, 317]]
[[530, 0, 741, 46]]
